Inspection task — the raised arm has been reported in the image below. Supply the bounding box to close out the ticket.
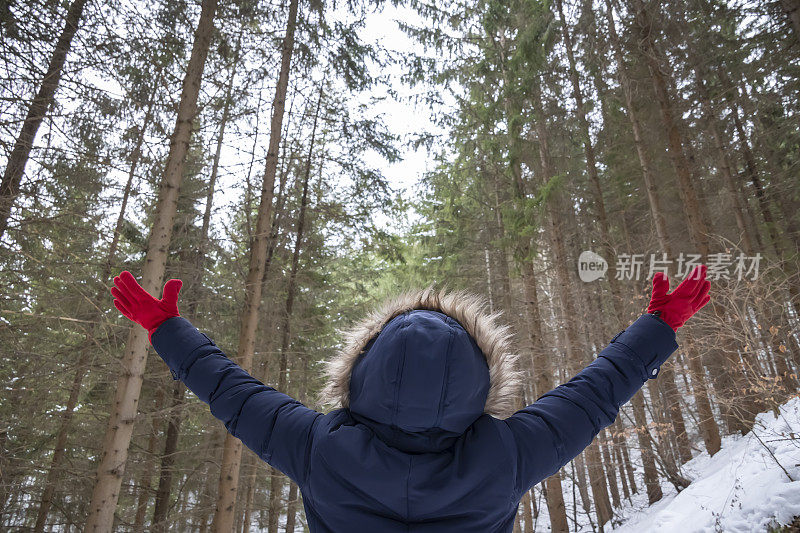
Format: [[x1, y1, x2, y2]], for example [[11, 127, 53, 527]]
[[503, 265, 710, 494], [111, 271, 320, 484]]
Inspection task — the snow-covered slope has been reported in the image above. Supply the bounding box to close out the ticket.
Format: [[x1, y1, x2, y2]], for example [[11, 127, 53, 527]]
[[610, 397, 800, 532]]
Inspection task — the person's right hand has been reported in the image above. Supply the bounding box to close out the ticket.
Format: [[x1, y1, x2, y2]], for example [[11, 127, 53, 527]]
[[111, 271, 182, 341], [647, 264, 711, 331]]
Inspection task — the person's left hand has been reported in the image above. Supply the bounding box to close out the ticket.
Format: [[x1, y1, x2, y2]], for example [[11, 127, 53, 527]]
[[647, 264, 711, 331], [111, 271, 182, 341]]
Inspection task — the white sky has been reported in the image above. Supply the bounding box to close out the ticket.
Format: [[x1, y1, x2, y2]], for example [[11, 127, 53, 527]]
[[359, 4, 441, 196], [203, 3, 443, 236]]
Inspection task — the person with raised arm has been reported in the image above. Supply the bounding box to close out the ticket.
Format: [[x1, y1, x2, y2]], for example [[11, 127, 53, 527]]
[[111, 265, 710, 532]]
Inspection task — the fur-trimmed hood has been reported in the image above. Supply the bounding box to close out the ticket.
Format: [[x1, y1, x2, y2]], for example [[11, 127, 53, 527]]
[[320, 289, 522, 439]]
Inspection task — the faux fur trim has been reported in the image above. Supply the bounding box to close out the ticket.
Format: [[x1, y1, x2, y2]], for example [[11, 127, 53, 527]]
[[319, 288, 522, 419]]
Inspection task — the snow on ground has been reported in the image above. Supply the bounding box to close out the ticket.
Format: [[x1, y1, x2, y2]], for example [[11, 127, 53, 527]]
[[610, 397, 800, 532]]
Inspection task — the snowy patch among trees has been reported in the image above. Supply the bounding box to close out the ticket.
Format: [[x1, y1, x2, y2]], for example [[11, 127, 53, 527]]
[[611, 397, 800, 532]]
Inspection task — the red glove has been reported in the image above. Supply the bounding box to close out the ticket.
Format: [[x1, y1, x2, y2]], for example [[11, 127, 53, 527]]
[[111, 270, 182, 341], [647, 264, 711, 331]]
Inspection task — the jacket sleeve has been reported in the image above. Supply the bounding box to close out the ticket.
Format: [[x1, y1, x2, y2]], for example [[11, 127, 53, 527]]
[[151, 317, 321, 485], [502, 313, 678, 494]]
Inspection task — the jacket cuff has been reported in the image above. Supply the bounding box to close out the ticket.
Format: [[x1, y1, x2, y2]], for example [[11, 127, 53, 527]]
[[606, 314, 679, 380], [151, 317, 214, 380]]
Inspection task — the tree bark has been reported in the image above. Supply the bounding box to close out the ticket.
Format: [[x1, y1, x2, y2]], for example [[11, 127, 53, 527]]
[[0, 0, 88, 238], [211, 1, 298, 530], [240, 460, 258, 532], [487, 168, 513, 313], [197, 439, 221, 533], [603, 0, 669, 252], [725, 91, 800, 320], [151, 30, 241, 532], [284, 481, 300, 533], [150, 382, 185, 531], [496, 29, 571, 527], [728, 95, 784, 255], [684, 339, 722, 453], [631, 0, 710, 252], [521, 490, 534, 533], [85, 3, 218, 528]]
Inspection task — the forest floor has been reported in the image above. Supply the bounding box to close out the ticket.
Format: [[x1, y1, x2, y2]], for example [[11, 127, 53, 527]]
[[608, 397, 800, 532]]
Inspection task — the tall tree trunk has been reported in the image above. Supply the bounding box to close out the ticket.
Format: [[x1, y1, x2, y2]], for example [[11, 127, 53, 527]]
[[645, 291, 690, 458], [640, 0, 752, 434], [610, 427, 630, 501], [284, 481, 300, 533], [211, 1, 298, 530], [646, 379, 678, 463], [726, 87, 788, 257], [267, 466, 284, 533], [691, 59, 782, 418], [631, 0, 710, 253], [745, 87, 800, 250], [554, 0, 623, 313], [487, 167, 513, 313], [684, 340, 722, 452], [603, 0, 669, 252], [0, 0, 88, 238], [727, 92, 800, 319], [151, 30, 241, 532], [558, 0, 690, 467], [498, 33, 571, 526], [573, 454, 596, 528], [150, 382, 184, 531], [197, 440, 220, 533], [85, 4, 217, 529], [580, 14, 676, 480], [521, 490, 534, 533]]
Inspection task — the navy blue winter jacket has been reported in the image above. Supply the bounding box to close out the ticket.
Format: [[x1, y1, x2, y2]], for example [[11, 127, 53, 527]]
[[151, 308, 677, 532]]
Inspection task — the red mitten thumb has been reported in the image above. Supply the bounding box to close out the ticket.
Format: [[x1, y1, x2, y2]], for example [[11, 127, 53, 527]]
[[160, 279, 182, 315], [146, 278, 182, 340]]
